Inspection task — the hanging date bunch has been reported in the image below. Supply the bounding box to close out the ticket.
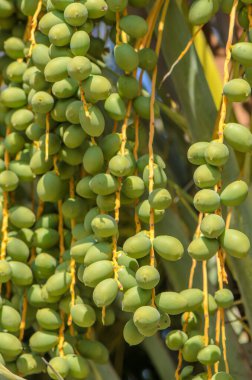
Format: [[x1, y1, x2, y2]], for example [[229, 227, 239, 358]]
[[0, 0, 251, 379]]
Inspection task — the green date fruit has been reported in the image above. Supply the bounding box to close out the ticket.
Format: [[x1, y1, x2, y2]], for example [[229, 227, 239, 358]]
[[220, 180, 248, 206], [220, 229, 250, 258], [223, 78, 251, 102], [165, 330, 188, 351], [223, 123, 252, 153], [153, 235, 184, 261], [155, 291, 188, 315]]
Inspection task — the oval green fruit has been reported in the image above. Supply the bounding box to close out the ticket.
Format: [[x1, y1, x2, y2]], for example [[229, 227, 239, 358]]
[[17, 353, 45, 376], [0, 332, 22, 359], [204, 142, 229, 167], [44, 57, 72, 82], [83, 260, 114, 287], [52, 78, 78, 99], [193, 164, 221, 188], [188, 0, 214, 25], [143, 164, 167, 189], [47, 357, 69, 380], [37, 171, 65, 202], [91, 214, 118, 238], [155, 292, 188, 315], [36, 308, 62, 330], [197, 344, 221, 365], [117, 75, 139, 99], [0, 170, 19, 192], [93, 278, 118, 307], [1, 87, 27, 108], [67, 56, 92, 81], [9, 206, 35, 228], [165, 330, 188, 351], [123, 234, 151, 259], [153, 235, 184, 261], [79, 105, 105, 137], [182, 335, 205, 362], [76, 339, 109, 364], [188, 237, 219, 261], [224, 123, 252, 153], [220, 180, 248, 206], [31, 44, 50, 71], [149, 188, 172, 209], [187, 142, 209, 165], [114, 43, 139, 72], [104, 93, 126, 121], [85, 0, 108, 18], [4, 37, 25, 59], [82, 75, 112, 102], [0, 305, 21, 332], [65, 354, 89, 379], [136, 265, 160, 289], [133, 306, 160, 331], [180, 289, 204, 311], [122, 286, 152, 312], [133, 95, 159, 120], [118, 267, 137, 291], [89, 173, 119, 195], [193, 189, 220, 213], [138, 48, 158, 71], [123, 319, 145, 346], [200, 214, 225, 238], [137, 199, 165, 224], [220, 229, 250, 258], [119, 15, 148, 38], [48, 22, 73, 46], [9, 261, 33, 286], [83, 145, 104, 175], [45, 271, 71, 296], [231, 42, 252, 67], [0, 260, 12, 283], [7, 237, 29, 262], [39, 10, 65, 35], [64, 3, 88, 26], [70, 304, 96, 327], [70, 30, 90, 56], [214, 288, 234, 308], [121, 176, 145, 199], [223, 78, 251, 102], [33, 228, 59, 249]]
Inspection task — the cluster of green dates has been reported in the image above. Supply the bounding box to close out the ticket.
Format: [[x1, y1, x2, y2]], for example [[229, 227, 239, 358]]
[[188, 0, 252, 32], [165, 288, 234, 379], [0, 0, 187, 378], [0, 0, 250, 379], [187, 140, 250, 260]]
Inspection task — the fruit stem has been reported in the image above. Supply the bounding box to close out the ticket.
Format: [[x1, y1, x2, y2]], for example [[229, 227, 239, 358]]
[[137, 0, 163, 50], [202, 260, 212, 379], [120, 101, 132, 155], [148, 0, 170, 309], [175, 212, 202, 378], [68, 177, 76, 327], [58, 310, 65, 357], [159, 25, 203, 88], [45, 112, 50, 161], [5, 281, 11, 299], [19, 289, 28, 341], [27, 0, 43, 58], [217, 0, 239, 143], [0, 126, 10, 262], [79, 83, 90, 119], [58, 200, 65, 263]]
